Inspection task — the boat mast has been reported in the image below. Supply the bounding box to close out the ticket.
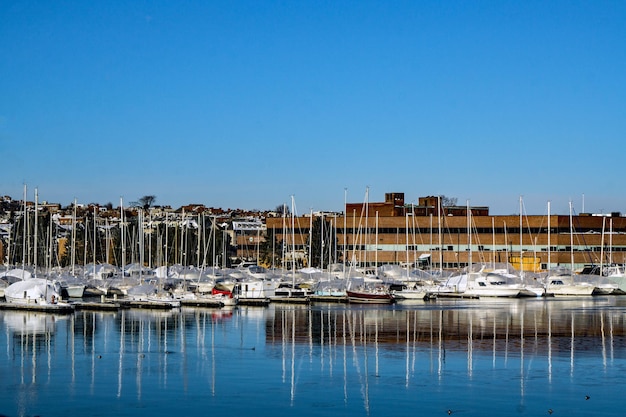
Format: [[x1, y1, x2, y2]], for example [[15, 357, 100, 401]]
[[139, 208, 144, 281], [71, 198, 77, 276], [105, 218, 110, 265], [609, 218, 613, 265], [547, 202, 551, 272], [437, 195, 443, 275], [405, 210, 409, 277], [83, 207, 88, 270], [150, 210, 155, 269], [492, 217, 496, 269], [411, 203, 416, 271], [120, 197, 126, 276], [331, 216, 336, 267], [21, 184, 27, 279], [569, 200, 574, 271], [343, 188, 347, 277], [291, 195, 296, 287], [364, 186, 369, 267], [281, 204, 287, 274], [256, 221, 260, 266], [600, 216, 606, 276], [308, 208, 313, 268], [165, 211, 169, 270], [321, 212, 325, 271], [519, 195, 524, 279], [180, 209, 186, 266], [93, 205, 97, 269], [467, 200, 472, 272], [34, 187, 38, 277], [197, 212, 202, 268]]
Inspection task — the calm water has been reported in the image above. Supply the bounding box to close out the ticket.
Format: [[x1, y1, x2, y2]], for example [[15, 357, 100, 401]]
[[1, 297, 626, 417]]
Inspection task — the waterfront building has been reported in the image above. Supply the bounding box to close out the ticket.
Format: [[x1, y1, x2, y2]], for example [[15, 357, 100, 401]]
[[264, 192, 626, 272]]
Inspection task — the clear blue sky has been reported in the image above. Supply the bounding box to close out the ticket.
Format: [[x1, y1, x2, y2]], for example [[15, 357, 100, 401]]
[[1, 1, 625, 215]]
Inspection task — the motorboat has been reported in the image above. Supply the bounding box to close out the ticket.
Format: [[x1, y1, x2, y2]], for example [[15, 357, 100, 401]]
[[440, 265, 523, 298], [544, 268, 595, 296], [126, 283, 181, 308]]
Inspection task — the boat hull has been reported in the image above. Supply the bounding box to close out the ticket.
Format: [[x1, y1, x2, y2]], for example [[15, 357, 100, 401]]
[[392, 290, 427, 300], [548, 285, 595, 296], [346, 290, 394, 304]]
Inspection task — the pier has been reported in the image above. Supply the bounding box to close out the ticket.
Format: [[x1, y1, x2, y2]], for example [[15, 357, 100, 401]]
[[0, 300, 75, 313]]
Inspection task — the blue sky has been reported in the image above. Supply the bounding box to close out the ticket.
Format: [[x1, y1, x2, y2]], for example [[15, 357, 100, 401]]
[[1, 1, 625, 215]]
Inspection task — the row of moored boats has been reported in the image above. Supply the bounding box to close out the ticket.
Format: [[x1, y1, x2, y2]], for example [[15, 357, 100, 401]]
[[1, 262, 625, 309]]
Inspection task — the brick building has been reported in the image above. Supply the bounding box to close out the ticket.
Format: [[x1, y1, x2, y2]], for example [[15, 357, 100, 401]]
[[265, 192, 626, 272]]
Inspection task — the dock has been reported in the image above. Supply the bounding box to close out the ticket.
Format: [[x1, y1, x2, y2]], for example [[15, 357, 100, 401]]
[[308, 295, 349, 303], [116, 299, 180, 309], [237, 298, 271, 306], [72, 301, 122, 311], [0, 301, 75, 313], [269, 296, 310, 304], [180, 298, 225, 308]]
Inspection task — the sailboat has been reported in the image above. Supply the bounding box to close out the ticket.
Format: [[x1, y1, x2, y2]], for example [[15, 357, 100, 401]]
[[600, 218, 626, 293], [4, 277, 64, 306], [544, 202, 596, 296], [4, 187, 71, 311], [345, 287, 395, 304], [439, 202, 523, 298], [345, 276, 395, 304]]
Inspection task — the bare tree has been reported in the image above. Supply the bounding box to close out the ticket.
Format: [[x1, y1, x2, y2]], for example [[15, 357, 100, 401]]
[[130, 195, 157, 210], [275, 203, 290, 216], [441, 195, 458, 207]]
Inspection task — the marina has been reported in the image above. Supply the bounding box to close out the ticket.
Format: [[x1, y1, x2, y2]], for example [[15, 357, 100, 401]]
[[2, 190, 626, 416], [1, 296, 626, 416], [4, 1, 625, 415]]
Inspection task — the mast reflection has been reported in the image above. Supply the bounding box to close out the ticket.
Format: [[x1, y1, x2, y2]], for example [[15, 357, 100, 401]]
[[268, 300, 626, 356], [265, 297, 626, 409], [2, 297, 626, 416]]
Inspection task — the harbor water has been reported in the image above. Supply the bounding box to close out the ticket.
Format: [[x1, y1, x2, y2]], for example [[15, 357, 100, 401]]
[[1, 297, 626, 416]]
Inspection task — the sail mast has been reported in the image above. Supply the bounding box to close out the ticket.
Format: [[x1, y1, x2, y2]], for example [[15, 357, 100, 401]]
[[71, 198, 77, 276], [120, 197, 126, 275], [438, 195, 443, 275], [34, 187, 38, 276], [519, 195, 524, 278], [569, 200, 574, 271], [21, 184, 27, 279], [547, 201, 551, 272]]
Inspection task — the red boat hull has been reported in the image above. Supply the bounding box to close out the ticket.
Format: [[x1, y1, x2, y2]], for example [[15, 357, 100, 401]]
[[346, 290, 394, 304]]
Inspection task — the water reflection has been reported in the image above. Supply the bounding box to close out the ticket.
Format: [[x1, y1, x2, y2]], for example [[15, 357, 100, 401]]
[[264, 297, 626, 415], [267, 298, 626, 362], [1, 297, 626, 416]]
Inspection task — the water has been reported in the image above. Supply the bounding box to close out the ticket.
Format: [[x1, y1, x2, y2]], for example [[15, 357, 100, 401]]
[[1, 297, 626, 417]]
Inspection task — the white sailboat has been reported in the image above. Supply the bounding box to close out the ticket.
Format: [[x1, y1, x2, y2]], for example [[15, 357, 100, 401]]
[[5, 188, 68, 309], [441, 202, 522, 298], [544, 202, 595, 296], [600, 218, 626, 292], [4, 278, 63, 306]]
